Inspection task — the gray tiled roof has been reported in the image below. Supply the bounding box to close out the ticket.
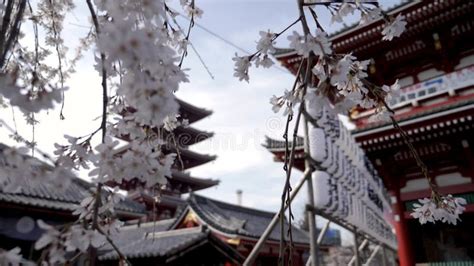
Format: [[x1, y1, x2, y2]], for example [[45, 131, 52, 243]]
[[99, 226, 209, 260], [0, 144, 146, 215], [183, 194, 311, 245], [100, 219, 176, 253]]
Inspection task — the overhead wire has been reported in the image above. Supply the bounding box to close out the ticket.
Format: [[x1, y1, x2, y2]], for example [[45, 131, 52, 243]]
[[176, 13, 291, 74]]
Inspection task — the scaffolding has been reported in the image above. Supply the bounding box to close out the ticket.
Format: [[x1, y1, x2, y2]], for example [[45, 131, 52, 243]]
[[243, 113, 398, 266]]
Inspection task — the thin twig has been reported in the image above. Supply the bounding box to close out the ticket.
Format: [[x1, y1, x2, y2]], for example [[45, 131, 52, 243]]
[[0, 0, 14, 68], [279, 59, 304, 265], [1, 0, 26, 68], [96, 227, 132, 266], [169, 13, 214, 79], [47, 0, 67, 120], [85, 1, 108, 265], [178, 0, 195, 68]]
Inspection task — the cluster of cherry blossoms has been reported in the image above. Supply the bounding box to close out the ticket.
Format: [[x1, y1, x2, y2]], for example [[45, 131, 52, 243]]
[[0, 146, 74, 193], [33, 220, 107, 264], [0, 70, 64, 114], [86, 137, 175, 187], [237, 0, 465, 230], [411, 195, 467, 225], [233, 30, 277, 82], [0, 0, 204, 264], [233, 2, 407, 121]]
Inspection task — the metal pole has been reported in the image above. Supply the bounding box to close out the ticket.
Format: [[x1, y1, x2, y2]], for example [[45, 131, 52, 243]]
[[381, 245, 388, 266], [305, 220, 331, 266], [317, 220, 331, 244], [348, 238, 368, 266], [303, 114, 319, 266], [243, 168, 312, 266], [364, 245, 381, 266], [353, 229, 361, 266]]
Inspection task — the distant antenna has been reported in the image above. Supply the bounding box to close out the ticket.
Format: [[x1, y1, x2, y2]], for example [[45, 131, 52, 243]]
[[236, 189, 243, 206]]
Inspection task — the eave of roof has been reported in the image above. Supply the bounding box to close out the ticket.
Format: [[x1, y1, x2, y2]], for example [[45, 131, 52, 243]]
[[171, 170, 219, 190], [272, 1, 428, 58], [99, 225, 244, 264], [353, 98, 474, 136], [175, 194, 311, 245], [178, 148, 217, 169], [0, 144, 146, 215], [177, 98, 213, 123], [263, 135, 304, 152]]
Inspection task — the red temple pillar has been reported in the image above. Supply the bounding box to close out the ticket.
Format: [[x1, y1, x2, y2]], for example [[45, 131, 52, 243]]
[[390, 188, 415, 266]]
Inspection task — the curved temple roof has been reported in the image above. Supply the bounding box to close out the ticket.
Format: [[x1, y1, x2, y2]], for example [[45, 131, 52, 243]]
[[169, 194, 343, 246], [0, 144, 146, 217]]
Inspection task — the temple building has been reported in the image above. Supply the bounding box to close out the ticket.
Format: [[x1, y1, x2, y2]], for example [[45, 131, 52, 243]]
[[99, 193, 341, 266], [109, 98, 219, 220], [0, 98, 220, 260], [0, 143, 147, 260], [265, 0, 474, 265]]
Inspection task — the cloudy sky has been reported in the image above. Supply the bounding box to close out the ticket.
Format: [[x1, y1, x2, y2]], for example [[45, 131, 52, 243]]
[[0, 0, 400, 244]]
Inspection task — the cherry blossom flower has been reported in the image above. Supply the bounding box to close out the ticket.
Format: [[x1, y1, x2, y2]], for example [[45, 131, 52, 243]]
[[163, 115, 180, 132], [411, 196, 467, 225], [185, 5, 204, 18], [65, 226, 106, 252], [0, 247, 24, 266], [270, 95, 283, 113], [232, 54, 251, 82], [382, 79, 401, 103], [256, 30, 276, 54], [35, 220, 62, 250], [331, 3, 355, 24], [35, 220, 67, 264], [72, 196, 95, 220], [330, 54, 354, 90], [368, 108, 391, 123], [359, 7, 382, 25], [255, 55, 274, 68], [382, 14, 407, 41], [100, 187, 125, 214], [0, 147, 50, 193], [0, 73, 64, 113], [411, 198, 436, 224], [288, 29, 332, 58], [312, 59, 327, 84]]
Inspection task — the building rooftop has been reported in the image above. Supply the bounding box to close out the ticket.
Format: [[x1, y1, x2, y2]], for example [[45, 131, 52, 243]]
[[0, 143, 146, 217], [99, 224, 244, 264], [171, 194, 322, 245]]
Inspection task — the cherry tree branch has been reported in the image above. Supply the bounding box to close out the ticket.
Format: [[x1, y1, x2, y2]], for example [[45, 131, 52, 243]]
[[85, 1, 108, 265]]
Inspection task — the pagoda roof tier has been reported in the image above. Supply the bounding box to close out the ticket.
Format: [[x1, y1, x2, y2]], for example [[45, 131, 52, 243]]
[[164, 126, 214, 148], [105, 169, 218, 193], [263, 136, 305, 171], [171, 148, 216, 170], [168, 170, 219, 192], [177, 98, 212, 124]]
